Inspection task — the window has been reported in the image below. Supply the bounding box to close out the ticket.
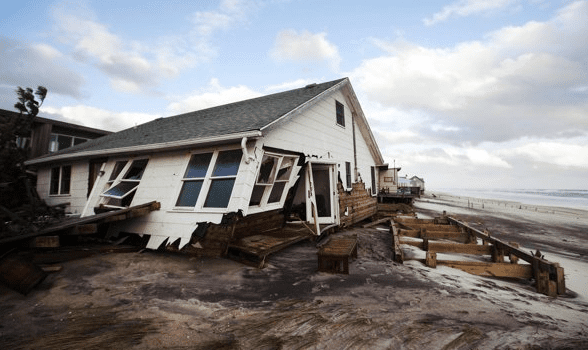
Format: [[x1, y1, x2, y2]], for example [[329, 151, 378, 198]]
[[50, 165, 71, 195], [49, 133, 88, 153], [345, 161, 352, 188], [249, 154, 298, 208], [336, 100, 345, 127], [101, 159, 148, 207], [176, 149, 242, 209]]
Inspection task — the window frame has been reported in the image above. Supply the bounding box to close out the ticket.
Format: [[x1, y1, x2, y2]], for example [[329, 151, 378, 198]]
[[49, 165, 72, 196], [335, 100, 345, 127], [48, 133, 89, 153], [100, 158, 149, 208], [345, 161, 352, 189], [173, 148, 243, 212], [248, 152, 299, 213]]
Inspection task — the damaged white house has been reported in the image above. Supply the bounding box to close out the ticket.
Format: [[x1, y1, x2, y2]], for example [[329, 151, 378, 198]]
[[26, 78, 386, 253]]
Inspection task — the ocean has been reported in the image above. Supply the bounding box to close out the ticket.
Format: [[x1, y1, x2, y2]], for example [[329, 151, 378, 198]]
[[430, 188, 588, 210]]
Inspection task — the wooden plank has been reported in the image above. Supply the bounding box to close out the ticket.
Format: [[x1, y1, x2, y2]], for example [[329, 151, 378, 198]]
[[410, 259, 534, 279], [70, 224, 98, 235], [32, 236, 59, 248], [399, 240, 493, 255], [363, 217, 391, 228], [430, 242, 492, 255]]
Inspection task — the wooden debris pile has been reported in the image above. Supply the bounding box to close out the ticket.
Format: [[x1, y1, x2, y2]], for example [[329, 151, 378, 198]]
[[0, 201, 160, 295]]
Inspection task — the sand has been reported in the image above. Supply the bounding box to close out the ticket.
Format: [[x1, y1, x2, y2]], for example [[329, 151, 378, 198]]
[[1, 193, 587, 349]]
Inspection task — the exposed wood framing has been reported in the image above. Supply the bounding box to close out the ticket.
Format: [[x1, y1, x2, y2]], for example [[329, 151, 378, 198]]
[[338, 181, 377, 227]]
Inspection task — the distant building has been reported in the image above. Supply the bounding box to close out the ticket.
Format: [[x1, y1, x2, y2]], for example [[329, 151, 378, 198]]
[[1, 108, 112, 159], [410, 176, 425, 194]]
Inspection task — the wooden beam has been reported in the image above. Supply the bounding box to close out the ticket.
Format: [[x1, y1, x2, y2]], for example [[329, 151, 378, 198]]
[[390, 223, 404, 263], [410, 259, 534, 279], [363, 217, 391, 228]]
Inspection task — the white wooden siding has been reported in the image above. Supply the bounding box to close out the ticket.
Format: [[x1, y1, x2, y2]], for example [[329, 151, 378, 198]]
[[262, 90, 378, 193], [36, 162, 89, 215]]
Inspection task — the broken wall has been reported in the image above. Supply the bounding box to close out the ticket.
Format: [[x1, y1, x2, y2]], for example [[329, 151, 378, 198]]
[[338, 181, 377, 227]]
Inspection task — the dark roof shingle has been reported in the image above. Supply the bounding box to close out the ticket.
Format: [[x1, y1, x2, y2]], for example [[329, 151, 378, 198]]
[[39, 78, 346, 160]]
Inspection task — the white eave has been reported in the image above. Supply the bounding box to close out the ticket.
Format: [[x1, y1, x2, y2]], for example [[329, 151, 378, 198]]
[[25, 130, 263, 166]]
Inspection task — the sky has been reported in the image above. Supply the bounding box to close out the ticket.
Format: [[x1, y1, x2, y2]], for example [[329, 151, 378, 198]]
[[1, 0, 587, 190]]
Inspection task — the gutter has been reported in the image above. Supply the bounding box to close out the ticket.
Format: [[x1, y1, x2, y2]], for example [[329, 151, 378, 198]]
[[25, 130, 263, 166]]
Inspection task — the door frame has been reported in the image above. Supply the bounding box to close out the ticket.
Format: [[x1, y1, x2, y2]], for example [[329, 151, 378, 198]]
[[305, 161, 339, 230]]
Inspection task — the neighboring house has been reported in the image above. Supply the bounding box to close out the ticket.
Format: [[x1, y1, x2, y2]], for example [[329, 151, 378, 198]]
[[0, 108, 112, 159], [410, 176, 425, 194], [378, 166, 401, 194], [25, 78, 385, 252]]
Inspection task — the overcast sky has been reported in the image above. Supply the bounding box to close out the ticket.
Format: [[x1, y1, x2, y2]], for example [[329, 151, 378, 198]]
[[1, 0, 587, 189]]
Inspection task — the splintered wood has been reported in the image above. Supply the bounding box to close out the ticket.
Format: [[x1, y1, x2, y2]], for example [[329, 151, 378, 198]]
[[392, 216, 566, 297]]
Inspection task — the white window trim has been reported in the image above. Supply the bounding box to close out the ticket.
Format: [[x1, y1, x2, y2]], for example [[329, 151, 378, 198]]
[[99, 158, 149, 207], [172, 148, 242, 213], [49, 165, 71, 196], [247, 152, 299, 215]]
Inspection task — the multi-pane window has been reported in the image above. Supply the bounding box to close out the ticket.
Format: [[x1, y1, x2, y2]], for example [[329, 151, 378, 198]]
[[50, 165, 71, 195], [101, 159, 148, 207], [336, 100, 345, 127], [345, 161, 352, 188], [49, 133, 88, 153], [176, 149, 242, 209], [249, 154, 297, 208]]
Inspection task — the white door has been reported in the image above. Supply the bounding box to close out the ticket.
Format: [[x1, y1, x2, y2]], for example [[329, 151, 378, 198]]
[[306, 163, 337, 225]]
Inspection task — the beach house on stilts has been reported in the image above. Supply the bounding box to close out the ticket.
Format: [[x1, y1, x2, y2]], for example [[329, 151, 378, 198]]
[[25, 78, 386, 257]]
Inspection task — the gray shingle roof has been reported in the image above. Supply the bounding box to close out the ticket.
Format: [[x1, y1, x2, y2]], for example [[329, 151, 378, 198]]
[[35, 78, 346, 161]]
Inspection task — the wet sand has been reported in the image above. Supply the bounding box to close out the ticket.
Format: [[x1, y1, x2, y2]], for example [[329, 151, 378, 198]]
[[1, 196, 588, 349]]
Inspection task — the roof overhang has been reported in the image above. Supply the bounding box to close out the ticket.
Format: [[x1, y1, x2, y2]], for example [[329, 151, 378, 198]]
[[25, 130, 262, 166]]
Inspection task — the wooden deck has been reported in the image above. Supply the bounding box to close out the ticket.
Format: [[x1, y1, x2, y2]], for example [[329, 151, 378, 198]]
[[391, 216, 565, 297], [226, 225, 313, 268]]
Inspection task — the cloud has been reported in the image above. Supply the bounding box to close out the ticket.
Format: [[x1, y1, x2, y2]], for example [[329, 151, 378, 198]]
[[424, 0, 518, 26], [500, 140, 588, 168], [167, 78, 262, 114], [270, 30, 341, 71], [0, 37, 84, 101], [42, 105, 161, 132], [351, 1, 588, 143], [265, 79, 317, 93], [52, 0, 256, 93]]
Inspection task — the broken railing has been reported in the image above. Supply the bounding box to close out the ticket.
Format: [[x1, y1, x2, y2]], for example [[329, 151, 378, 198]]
[[390, 216, 565, 297]]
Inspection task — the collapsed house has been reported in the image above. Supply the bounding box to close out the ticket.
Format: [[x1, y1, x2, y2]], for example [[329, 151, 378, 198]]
[[25, 78, 386, 255]]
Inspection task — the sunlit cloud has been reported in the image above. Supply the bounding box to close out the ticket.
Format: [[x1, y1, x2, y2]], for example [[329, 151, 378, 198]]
[[270, 29, 341, 71]]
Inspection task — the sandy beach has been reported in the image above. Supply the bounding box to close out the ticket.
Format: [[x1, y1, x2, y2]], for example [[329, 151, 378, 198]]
[[1, 194, 588, 349]]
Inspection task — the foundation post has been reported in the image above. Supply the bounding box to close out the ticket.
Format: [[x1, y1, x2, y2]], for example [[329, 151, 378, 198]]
[[555, 264, 565, 295], [425, 251, 437, 268], [491, 245, 504, 263], [508, 242, 519, 264]]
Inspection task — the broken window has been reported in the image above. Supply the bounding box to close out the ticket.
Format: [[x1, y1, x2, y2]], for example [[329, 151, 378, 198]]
[[249, 154, 298, 208], [49, 165, 71, 195], [101, 158, 149, 207], [336, 100, 345, 127], [176, 149, 242, 209]]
